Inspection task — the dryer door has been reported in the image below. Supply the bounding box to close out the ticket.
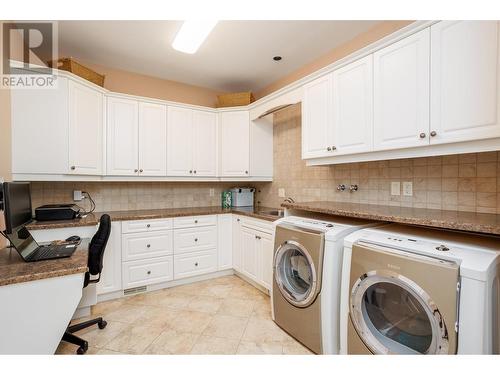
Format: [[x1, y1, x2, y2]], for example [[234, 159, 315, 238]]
[[274, 239, 319, 308], [349, 243, 459, 354]]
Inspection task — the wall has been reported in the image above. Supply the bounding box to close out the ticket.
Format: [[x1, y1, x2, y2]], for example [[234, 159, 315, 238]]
[[255, 21, 413, 99], [255, 104, 500, 214], [30, 182, 238, 212], [74, 60, 224, 108]]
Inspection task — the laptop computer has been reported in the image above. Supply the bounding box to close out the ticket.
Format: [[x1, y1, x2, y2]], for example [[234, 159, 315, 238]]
[[5, 226, 80, 262]]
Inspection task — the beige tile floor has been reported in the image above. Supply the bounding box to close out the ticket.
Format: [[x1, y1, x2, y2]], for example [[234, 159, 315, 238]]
[[55, 275, 313, 355]]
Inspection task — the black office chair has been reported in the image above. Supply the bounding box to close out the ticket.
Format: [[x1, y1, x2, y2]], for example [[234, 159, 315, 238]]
[[61, 214, 111, 354]]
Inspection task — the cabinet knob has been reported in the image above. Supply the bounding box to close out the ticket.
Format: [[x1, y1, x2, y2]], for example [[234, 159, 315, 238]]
[[245, 171, 249, 174], [134, 169, 138, 173], [147, 270, 151, 275], [327, 147, 331, 151], [189, 170, 193, 174], [139, 169, 143, 173], [419, 132, 426, 139], [70, 166, 76, 170], [194, 238, 198, 242], [194, 220, 198, 224], [193, 170, 197, 174], [430, 131, 437, 137], [147, 244, 151, 248], [146, 224, 151, 228], [195, 262, 199, 267], [237, 218, 240, 222], [332, 146, 337, 151]]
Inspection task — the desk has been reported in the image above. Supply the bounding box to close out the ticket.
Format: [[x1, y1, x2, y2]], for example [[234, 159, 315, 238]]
[[0, 242, 88, 354]]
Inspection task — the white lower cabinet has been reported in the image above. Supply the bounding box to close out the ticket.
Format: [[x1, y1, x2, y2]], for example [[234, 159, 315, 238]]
[[232, 215, 274, 290], [122, 256, 174, 289], [173, 249, 218, 280], [97, 221, 122, 295]]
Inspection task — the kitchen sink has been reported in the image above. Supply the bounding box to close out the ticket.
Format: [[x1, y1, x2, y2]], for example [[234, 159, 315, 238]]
[[257, 209, 285, 218]]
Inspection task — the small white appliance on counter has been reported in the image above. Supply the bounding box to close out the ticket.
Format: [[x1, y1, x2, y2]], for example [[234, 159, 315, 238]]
[[230, 188, 255, 207]]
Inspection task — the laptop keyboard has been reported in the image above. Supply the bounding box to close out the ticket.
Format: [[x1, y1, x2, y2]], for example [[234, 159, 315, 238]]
[[26, 245, 65, 261]]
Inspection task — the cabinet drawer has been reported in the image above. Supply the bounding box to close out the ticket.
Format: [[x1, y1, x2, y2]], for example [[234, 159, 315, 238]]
[[122, 256, 173, 289], [174, 226, 217, 254], [173, 215, 217, 229], [122, 231, 173, 261], [122, 218, 173, 233], [174, 250, 217, 280], [240, 216, 274, 235]]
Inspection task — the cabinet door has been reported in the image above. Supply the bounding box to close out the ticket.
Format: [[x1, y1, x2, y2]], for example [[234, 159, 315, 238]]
[[68, 81, 103, 175], [193, 110, 217, 176], [332, 55, 373, 155], [258, 231, 274, 290], [106, 97, 139, 175], [430, 21, 500, 144], [11, 76, 69, 174], [138, 102, 167, 176], [167, 106, 193, 176], [219, 111, 250, 176], [97, 221, 122, 295], [302, 74, 333, 159], [217, 214, 233, 271], [241, 227, 258, 282], [232, 216, 242, 272], [373, 28, 430, 151]]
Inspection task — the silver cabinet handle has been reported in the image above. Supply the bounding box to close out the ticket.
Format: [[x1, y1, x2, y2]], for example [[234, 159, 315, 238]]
[[430, 131, 437, 137], [419, 133, 426, 139], [70, 166, 76, 170], [134, 169, 138, 173], [327, 146, 331, 151], [255, 235, 261, 240], [337, 184, 345, 191], [332, 146, 337, 151], [139, 169, 143, 173]]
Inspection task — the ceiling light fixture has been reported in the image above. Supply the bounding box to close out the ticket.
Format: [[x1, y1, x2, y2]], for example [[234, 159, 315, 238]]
[[172, 20, 218, 54]]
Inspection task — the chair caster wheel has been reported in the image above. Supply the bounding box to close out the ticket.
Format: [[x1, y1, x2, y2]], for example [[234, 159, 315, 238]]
[[98, 320, 107, 329], [77, 343, 88, 355]]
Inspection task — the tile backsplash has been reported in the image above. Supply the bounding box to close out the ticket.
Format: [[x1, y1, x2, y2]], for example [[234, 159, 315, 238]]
[[30, 182, 235, 212], [254, 104, 500, 214], [30, 103, 500, 215]]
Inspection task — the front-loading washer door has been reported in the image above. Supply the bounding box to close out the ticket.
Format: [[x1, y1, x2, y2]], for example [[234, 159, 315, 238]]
[[274, 240, 319, 308], [348, 243, 459, 355]]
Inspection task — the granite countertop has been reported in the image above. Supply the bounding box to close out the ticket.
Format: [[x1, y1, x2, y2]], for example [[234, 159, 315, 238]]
[[26, 206, 280, 230], [0, 241, 89, 287], [282, 201, 500, 235]]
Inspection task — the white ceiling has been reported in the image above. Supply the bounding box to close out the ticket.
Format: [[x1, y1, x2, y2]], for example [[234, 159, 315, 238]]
[[58, 20, 380, 93]]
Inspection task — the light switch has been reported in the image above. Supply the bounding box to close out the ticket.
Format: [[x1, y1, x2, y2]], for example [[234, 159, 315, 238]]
[[278, 188, 286, 198], [391, 182, 401, 196], [403, 181, 413, 197], [209, 188, 215, 197], [73, 190, 83, 201]]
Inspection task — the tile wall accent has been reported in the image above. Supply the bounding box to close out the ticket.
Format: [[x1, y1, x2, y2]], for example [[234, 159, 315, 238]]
[[30, 182, 235, 212], [254, 104, 500, 214]]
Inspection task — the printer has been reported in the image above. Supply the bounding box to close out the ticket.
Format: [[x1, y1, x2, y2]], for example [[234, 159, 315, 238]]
[[34, 204, 81, 221]]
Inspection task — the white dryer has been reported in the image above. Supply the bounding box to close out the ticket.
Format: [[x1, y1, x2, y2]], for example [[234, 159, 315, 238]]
[[340, 224, 500, 354], [272, 215, 381, 354]]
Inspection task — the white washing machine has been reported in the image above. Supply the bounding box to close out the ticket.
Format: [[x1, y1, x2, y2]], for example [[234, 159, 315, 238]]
[[340, 224, 500, 354], [272, 215, 381, 354]]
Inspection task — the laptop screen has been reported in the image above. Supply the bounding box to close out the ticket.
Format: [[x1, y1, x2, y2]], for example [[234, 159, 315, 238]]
[[5, 226, 39, 260]]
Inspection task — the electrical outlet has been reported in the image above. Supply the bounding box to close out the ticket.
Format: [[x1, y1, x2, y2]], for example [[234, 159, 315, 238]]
[[403, 181, 413, 197], [73, 190, 84, 201], [278, 188, 286, 198], [209, 188, 215, 197], [391, 181, 401, 196]]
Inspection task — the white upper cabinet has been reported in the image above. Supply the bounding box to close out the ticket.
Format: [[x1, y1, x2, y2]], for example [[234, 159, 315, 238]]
[[430, 21, 500, 144], [302, 74, 333, 159], [192, 110, 217, 176], [332, 55, 374, 155], [219, 111, 250, 177], [138, 102, 167, 176], [11, 76, 69, 175], [167, 106, 193, 176], [167, 107, 217, 177], [373, 28, 430, 151], [106, 97, 139, 176], [68, 81, 104, 175]]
